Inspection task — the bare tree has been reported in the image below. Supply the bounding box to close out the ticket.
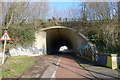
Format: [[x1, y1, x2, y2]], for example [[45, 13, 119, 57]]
[[2, 2, 50, 27]]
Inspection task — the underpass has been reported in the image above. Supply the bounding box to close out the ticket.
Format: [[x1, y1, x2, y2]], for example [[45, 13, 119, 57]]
[[5, 26, 119, 79], [9, 26, 93, 57], [33, 26, 119, 79], [41, 26, 91, 54], [15, 26, 96, 79]]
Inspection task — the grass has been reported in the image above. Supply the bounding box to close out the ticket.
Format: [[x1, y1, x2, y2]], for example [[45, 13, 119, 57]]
[[115, 69, 120, 72], [8, 56, 30, 60], [2, 56, 36, 78]]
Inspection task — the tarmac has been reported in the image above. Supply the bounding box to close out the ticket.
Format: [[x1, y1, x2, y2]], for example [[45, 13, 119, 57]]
[[55, 54, 95, 79], [74, 55, 120, 80], [2, 53, 120, 80]]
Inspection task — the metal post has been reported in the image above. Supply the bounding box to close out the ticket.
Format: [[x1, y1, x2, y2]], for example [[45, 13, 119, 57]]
[[2, 40, 6, 64]]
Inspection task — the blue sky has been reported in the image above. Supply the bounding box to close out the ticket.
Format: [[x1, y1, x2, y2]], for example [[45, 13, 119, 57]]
[[50, 2, 75, 11], [49, 2, 77, 18]]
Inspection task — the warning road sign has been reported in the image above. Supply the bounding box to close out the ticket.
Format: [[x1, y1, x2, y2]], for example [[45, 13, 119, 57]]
[[0, 31, 11, 64], [0, 32, 11, 40]]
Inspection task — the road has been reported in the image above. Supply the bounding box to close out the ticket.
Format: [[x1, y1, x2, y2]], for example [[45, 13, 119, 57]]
[[3, 53, 119, 80], [14, 53, 94, 79], [55, 54, 94, 79]]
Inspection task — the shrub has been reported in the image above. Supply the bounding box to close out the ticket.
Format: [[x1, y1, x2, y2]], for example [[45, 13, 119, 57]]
[[7, 24, 35, 47]]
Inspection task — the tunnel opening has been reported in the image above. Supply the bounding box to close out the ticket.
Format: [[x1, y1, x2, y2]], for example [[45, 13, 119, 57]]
[[41, 26, 89, 55], [45, 28, 74, 54], [46, 35, 73, 54]]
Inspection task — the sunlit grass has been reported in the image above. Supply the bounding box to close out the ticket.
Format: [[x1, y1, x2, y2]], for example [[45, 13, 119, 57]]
[[2, 56, 35, 78]]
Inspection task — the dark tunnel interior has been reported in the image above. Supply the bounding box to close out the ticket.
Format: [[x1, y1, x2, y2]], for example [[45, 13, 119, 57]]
[[46, 28, 74, 54], [47, 37, 73, 54]]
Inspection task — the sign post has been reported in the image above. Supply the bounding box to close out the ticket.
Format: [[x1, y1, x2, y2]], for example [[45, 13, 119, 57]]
[[2, 40, 6, 64], [0, 30, 11, 64]]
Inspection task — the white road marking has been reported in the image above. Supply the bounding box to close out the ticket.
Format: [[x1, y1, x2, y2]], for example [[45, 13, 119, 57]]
[[36, 74, 40, 77], [51, 54, 62, 78], [51, 70, 56, 78]]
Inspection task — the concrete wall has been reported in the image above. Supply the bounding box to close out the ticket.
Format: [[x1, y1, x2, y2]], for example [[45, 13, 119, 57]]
[[70, 31, 88, 49], [75, 52, 118, 69], [9, 26, 89, 56], [71, 32, 119, 69], [9, 31, 46, 56], [92, 54, 118, 69], [71, 32, 94, 61], [34, 31, 46, 55]]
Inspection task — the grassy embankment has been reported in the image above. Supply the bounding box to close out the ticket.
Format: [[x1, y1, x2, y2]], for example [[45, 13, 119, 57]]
[[2, 56, 38, 78]]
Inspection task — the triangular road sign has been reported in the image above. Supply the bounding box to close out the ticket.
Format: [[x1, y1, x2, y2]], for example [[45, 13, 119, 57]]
[[0, 32, 11, 40]]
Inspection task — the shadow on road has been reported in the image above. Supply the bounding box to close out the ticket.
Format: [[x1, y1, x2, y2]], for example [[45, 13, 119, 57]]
[[73, 55, 120, 80]]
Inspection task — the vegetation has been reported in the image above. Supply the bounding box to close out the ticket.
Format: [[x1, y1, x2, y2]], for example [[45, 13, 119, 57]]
[[1, 24, 35, 49], [115, 69, 120, 72], [2, 56, 36, 78], [86, 19, 119, 54], [1, 2, 50, 48], [58, 2, 119, 54], [1, 2, 119, 54], [60, 19, 119, 54], [0, 2, 119, 79]]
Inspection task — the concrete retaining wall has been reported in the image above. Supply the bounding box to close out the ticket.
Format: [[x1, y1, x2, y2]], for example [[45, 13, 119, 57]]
[[8, 26, 90, 56], [9, 30, 46, 56], [72, 33, 119, 69]]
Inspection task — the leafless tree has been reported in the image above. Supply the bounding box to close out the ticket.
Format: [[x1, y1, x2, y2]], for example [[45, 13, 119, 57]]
[[2, 2, 50, 27], [0, 1, 2, 53]]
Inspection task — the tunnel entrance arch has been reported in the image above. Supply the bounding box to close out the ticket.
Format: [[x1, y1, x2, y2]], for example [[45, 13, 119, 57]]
[[41, 26, 92, 55]]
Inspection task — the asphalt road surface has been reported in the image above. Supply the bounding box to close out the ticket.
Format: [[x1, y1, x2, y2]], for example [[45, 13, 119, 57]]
[[3, 53, 119, 80], [18, 53, 94, 79], [55, 54, 94, 79]]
